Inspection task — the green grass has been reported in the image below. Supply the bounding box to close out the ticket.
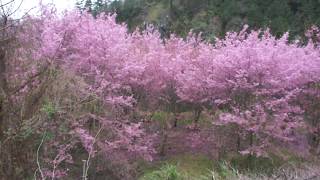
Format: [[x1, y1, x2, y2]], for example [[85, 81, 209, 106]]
[[138, 154, 243, 180], [140, 164, 182, 180], [138, 151, 311, 180], [168, 154, 214, 178], [139, 154, 215, 180]]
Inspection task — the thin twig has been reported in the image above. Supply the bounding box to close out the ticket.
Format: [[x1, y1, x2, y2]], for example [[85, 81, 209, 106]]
[[82, 160, 87, 180], [0, 0, 9, 17], [84, 127, 103, 180], [35, 132, 46, 180], [16, 6, 36, 20], [51, 162, 56, 180], [33, 169, 39, 180], [7, 0, 23, 17], [0, 0, 15, 8]]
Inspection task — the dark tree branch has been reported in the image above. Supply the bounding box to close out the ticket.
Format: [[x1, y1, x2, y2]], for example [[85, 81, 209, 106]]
[[6, 0, 23, 17], [0, 0, 15, 8]]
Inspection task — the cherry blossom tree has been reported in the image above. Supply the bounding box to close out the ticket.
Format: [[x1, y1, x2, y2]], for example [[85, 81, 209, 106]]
[[177, 27, 320, 156], [2, 3, 320, 177]]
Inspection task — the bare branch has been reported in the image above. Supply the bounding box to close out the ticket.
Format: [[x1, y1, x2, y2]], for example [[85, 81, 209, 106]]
[[0, 0, 15, 8], [7, 0, 23, 17], [83, 127, 103, 180], [18, 6, 36, 19], [35, 132, 46, 180]]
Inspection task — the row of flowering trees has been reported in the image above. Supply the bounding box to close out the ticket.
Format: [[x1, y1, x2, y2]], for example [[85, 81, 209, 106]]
[[4, 6, 320, 178], [32, 10, 320, 155]]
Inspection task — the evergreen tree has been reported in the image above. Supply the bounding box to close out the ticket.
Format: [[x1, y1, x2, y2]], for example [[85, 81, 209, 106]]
[[76, 0, 320, 40]]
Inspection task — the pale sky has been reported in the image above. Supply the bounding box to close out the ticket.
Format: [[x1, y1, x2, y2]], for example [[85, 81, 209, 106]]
[[1, 0, 78, 18]]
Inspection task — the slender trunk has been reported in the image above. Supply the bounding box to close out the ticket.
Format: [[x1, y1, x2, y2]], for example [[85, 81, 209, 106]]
[[0, 97, 3, 137], [160, 114, 171, 156], [0, 48, 6, 138], [248, 131, 254, 168], [169, 0, 173, 17], [206, 0, 210, 24], [221, 20, 227, 37], [249, 131, 254, 147], [173, 113, 178, 128], [236, 134, 241, 152], [159, 131, 167, 156], [172, 103, 178, 128], [194, 107, 202, 125]]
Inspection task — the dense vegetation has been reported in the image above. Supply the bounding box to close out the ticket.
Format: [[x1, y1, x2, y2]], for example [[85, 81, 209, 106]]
[[77, 0, 320, 40], [0, 1, 320, 180]]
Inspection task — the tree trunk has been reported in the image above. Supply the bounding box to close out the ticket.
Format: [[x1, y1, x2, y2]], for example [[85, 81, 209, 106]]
[[159, 131, 168, 156], [0, 48, 6, 138], [236, 134, 241, 152], [248, 131, 254, 168], [169, 0, 173, 17], [173, 112, 178, 128], [194, 107, 202, 125], [172, 103, 178, 128]]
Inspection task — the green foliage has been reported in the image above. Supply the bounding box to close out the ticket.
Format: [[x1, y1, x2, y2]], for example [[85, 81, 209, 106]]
[[151, 111, 172, 131], [41, 101, 56, 119], [140, 164, 182, 180], [151, 111, 168, 122], [140, 154, 215, 180], [169, 155, 214, 178], [214, 161, 239, 179], [139, 161, 240, 180], [79, 0, 320, 40]]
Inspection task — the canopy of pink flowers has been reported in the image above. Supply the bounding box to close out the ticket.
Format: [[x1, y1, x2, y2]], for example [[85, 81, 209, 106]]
[[20, 10, 320, 156]]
